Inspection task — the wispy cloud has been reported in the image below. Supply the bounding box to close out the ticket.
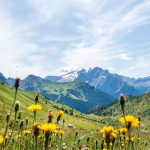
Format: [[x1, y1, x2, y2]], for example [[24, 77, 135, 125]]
[[60, 0, 150, 77], [0, 0, 150, 78]]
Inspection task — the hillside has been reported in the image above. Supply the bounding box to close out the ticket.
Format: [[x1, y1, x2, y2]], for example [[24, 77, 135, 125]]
[[0, 81, 150, 150], [90, 93, 150, 119], [0, 81, 104, 130], [20, 75, 115, 112], [1, 67, 150, 99]]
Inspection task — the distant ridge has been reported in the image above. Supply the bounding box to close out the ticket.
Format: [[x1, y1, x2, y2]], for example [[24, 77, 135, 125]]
[[45, 67, 150, 97]]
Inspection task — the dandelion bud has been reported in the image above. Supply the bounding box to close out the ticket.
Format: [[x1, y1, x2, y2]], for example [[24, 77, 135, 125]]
[[138, 116, 141, 122], [20, 120, 24, 129], [35, 93, 40, 104], [48, 110, 54, 123], [119, 94, 125, 109], [87, 137, 90, 143], [63, 119, 65, 126], [26, 118, 28, 126], [6, 113, 10, 123], [75, 132, 78, 137], [77, 139, 80, 145], [32, 123, 40, 137], [14, 77, 20, 90], [14, 101, 20, 113]]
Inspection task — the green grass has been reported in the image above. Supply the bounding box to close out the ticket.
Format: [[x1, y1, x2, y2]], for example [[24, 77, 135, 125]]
[[0, 81, 150, 149], [0, 82, 102, 130]]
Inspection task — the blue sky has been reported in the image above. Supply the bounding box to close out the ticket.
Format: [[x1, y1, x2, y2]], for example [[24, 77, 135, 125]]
[[0, 0, 150, 78]]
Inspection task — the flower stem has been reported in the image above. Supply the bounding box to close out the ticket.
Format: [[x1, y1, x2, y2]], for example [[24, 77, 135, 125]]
[[3, 89, 18, 139], [45, 132, 50, 150], [35, 136, 37, 150]]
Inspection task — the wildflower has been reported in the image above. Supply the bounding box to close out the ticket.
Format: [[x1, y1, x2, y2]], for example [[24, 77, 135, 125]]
[[14, 77, 20, 90], [59, 130, 65, 135], [57, 111, 64, 124], [138, 115, 141, 122], [40, 123, 58, 150], [0, 135, 4, 145], [63, 119, 65, 126], [119, 115, 139, 129], [54, 130, 65, 135], [58, 111, 64, 117], [39, 123, 58, 132], [119, 94, 125, 110], [28, 104, 42, 122], [127, 137, 136, 142], [20, 120, 24, 129], [15, 134, 21, 139], [32, 122, 40, 137], [48, 110, 54, 117], [28, 104, 42, 112], [23, 130, 31, 135], [35, 93, 40, 104], [6, 113, 10, 123], [100, 126, 116, 148], [100, 126, 116, 139], [119, 128, 127, 135], [25, 118, 28, 124], [48, 110, 54, 123], [14, 101, 20, 113], [75, 131, 78, 140]]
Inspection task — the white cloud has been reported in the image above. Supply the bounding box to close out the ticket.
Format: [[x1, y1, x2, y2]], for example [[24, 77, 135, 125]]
[[0, 0, 150, 78], [60, 0, 150, 77], [119, 53, 132, 61], [0, 7, 38, 77]]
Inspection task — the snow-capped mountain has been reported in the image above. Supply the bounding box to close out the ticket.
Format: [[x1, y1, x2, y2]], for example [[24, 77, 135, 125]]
[[45, 67, 150, 97]]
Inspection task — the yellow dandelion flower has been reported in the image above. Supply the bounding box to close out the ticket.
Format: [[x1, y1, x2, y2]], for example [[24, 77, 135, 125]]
[[58, 111, 64, 117], [100, 126, 116, 138], [59, 130, 65, 135], [119, 115, 139, 129], [119, 127, 127, 135], [54, 130, 65, 135], [23, 130, 31, 135], [15, 134, 21, 139], [127, 137, 136, 142], [0, 135, 4, 145], [54, 130, 58, 133], [28, 104, 42, 112], [39, 123, 58, 132]]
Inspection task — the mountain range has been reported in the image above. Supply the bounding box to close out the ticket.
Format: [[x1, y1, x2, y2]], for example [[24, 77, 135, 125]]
[[0, 67, 150, 112], [45, 67, 150, 97]]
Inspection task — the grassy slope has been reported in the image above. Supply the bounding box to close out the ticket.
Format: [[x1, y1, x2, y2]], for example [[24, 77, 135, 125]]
[[0, 82, 103, 130], [0, 82, 150, 149], [91, 93, 150, 117], [21, 79, 115, 112], [91, 93, 150, 131]]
